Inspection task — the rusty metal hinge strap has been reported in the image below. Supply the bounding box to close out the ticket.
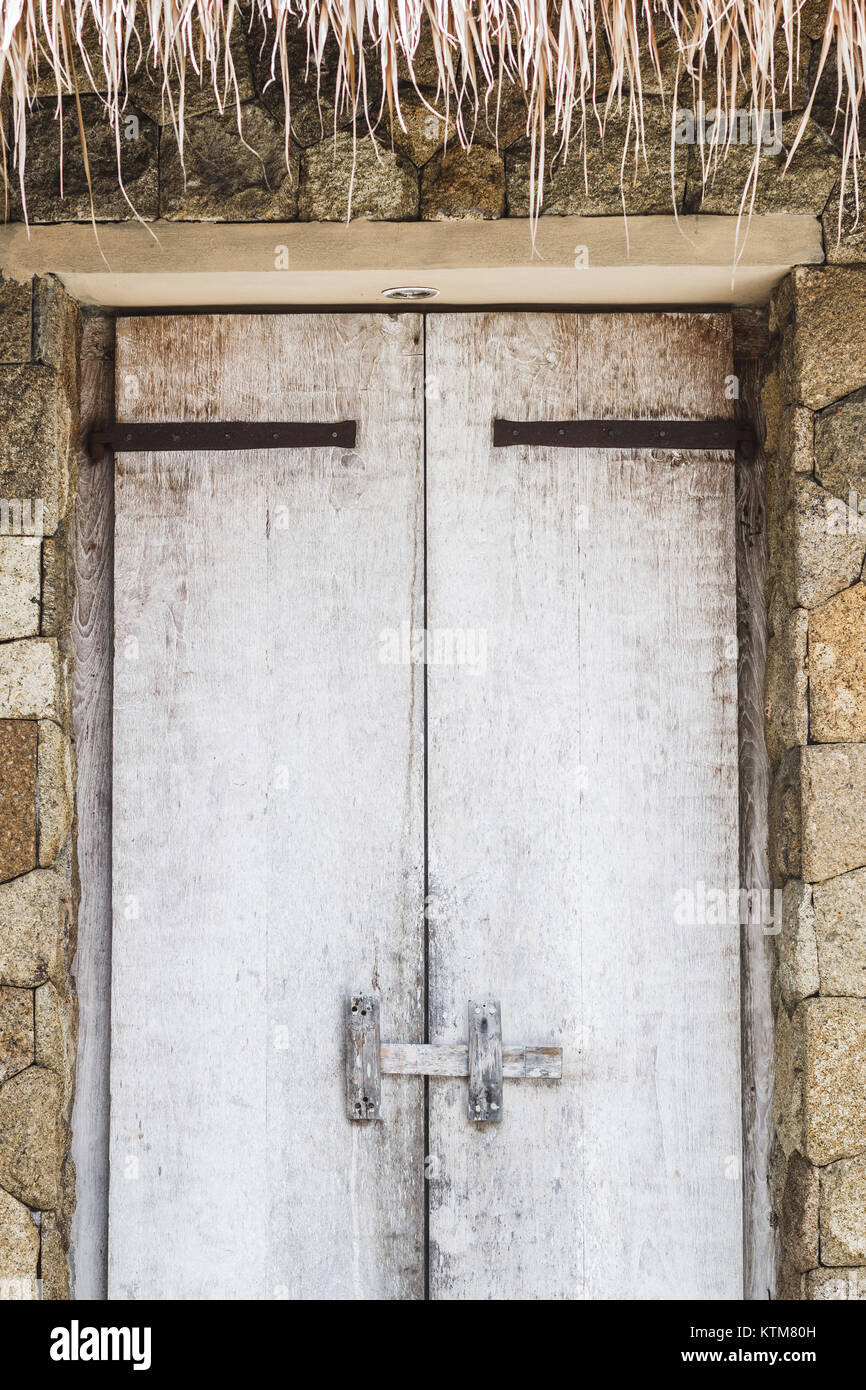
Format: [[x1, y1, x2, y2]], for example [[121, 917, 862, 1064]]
[[88, 420, 357, 461], [493, 418, 756, 456]]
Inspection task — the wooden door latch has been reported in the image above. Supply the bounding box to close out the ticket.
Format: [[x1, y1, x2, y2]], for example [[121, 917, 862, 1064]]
[[346, 994, 562, 1124]]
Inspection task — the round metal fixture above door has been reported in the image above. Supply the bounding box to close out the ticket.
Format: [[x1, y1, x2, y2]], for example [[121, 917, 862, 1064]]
[[381, 286, 440, 301]]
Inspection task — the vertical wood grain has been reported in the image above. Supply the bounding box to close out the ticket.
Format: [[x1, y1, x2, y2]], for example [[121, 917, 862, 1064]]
[[70, 312, 115, 1300], [425, 312, 743, 1300], [735, 343, 777, 1301], [108, 313, 425, 1299]]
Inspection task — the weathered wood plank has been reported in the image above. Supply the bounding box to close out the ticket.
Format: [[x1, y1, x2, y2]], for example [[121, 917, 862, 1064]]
[[109, 313, 425, 1299], [426, 311, 743, 1300], [467, 999, 503, 1122], [732, 307, 770, 361], [735, 353, 777, 1301], [69, 313, 115, 1301], [346, 995, 382, 1121]]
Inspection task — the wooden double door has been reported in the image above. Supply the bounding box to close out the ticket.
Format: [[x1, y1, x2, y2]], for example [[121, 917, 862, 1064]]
[[109, 311, 742, 1300]]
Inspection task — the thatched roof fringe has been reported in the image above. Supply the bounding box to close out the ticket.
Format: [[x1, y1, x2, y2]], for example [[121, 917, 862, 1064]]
[[0, 2, 863, 226]]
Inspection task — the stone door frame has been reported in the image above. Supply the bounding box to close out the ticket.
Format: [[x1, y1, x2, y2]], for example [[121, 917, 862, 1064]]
[[9, 225, 860, 1299]]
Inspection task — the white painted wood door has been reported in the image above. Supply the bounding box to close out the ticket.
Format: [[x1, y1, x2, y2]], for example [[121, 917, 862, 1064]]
[[109, 311, 741, 1300], [110, 315, 425, 1299], [425, 314, 741, 1299]]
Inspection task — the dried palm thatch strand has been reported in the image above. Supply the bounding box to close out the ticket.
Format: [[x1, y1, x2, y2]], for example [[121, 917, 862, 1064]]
[[0, 1, 863, 230]]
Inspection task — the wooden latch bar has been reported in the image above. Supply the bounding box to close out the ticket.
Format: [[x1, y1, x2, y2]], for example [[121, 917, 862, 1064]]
[[493, 418, 756, 457], [88, 420, 357, 461], [346, 994, 562, 1124]]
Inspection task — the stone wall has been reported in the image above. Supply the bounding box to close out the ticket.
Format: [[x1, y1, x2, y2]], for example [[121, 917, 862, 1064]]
[[5, 13, 855, 229], [2, 10, 866, 1304], [766, 267, 866, 1299], [0, 275, 78, 1300]]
